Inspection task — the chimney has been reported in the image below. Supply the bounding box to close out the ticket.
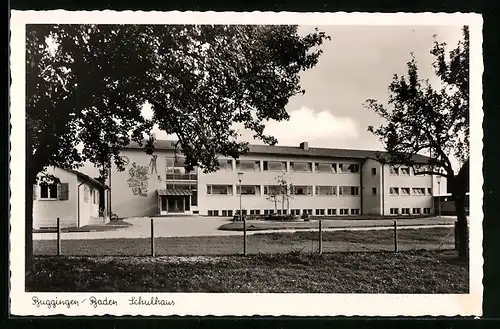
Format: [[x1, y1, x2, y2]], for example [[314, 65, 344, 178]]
[[299, 142, 309, 150]]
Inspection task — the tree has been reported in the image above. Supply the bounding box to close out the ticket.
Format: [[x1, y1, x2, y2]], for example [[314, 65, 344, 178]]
[[265, 171, 294, 215], [26, 24, 330, 270], [364, 26, 469, 259]]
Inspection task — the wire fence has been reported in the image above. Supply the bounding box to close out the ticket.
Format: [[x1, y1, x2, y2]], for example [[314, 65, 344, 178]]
[[33, 218, 459, 257]]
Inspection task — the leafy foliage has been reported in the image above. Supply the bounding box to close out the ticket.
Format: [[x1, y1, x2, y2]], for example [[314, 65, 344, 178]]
[[27, 24, 330, 178], [365, 26, 469, 176]]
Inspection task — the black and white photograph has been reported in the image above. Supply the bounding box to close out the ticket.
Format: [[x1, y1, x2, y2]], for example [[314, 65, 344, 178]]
[[9, 11, 483, 316]]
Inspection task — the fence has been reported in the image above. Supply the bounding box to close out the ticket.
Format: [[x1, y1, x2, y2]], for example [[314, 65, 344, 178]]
[[33, 218, 458, 257]]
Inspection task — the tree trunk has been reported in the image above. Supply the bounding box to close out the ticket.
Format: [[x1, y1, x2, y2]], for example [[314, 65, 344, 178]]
[[453, 191, 469, 259]]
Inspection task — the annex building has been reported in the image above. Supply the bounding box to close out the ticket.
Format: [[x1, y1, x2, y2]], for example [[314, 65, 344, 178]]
[[108, 140, 440, 218]]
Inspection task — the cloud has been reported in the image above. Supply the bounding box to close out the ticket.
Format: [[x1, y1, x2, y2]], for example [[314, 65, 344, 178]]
[[261, 106, 359, 147]]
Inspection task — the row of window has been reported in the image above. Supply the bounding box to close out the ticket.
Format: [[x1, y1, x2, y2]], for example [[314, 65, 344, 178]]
[[389, 187, 432, 196], [207, 208, 362, 217], [389, 208, 432, 215], [389, 166, 429, 176], [206, 185, 361, 196], [219, 159, 361, 174]]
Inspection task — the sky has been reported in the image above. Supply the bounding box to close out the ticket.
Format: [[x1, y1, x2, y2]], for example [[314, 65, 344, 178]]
[[144, 25, 464, 154]]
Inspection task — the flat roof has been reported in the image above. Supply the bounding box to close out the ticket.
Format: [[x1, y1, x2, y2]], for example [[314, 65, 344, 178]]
[[124, 139, 432, 164]]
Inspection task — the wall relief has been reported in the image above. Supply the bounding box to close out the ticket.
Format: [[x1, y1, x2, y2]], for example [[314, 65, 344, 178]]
[[127, 162, 149, 197]]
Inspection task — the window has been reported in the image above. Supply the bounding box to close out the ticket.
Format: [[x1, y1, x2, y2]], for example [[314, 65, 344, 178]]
[[400, 168, 410, 175], [208, 210, 218, 216], [93, 190, 99, 204], [263, 161, 287, 171], [290, 162, 312, 172], [372, 187, 377, 196], [389, 167, 399, 175], [236, 185, 261, 195], [401, 188, 410, 195], [327, 208, 337, 215], [423, 208, 431, 214], [277, 209, 282, 215], [338, 163, 360, 173], [389, 187, 399, 195], [401, 208, 410, 215], [302, 209, 312, 215], [282, 209, 287, 215], [315, 209, 325, 216], [264, 209, 275, 215], [371, 168, 377, 176], [165, 156, 197, 180], [222, 210, 227, 217], [351, 209, 360, 215], [340, 208, 349, 215], [412, 208, 421, 215], [292, 185, 312, 195], [40, 183, 58, 199], [207, 185, 233, 195], [291, 209, 301, 216], [236, 160, 260, 171], [263, 185, 281, 195], [427, 188, 433, 195], [339, 186, 360, 196], [314, 163, 337, 173], [219, 159, 233, 171], [412, 188, 425, 195], [315, 186, 337, 196], [250, 209, 261, 215], [390, 208, 399, 215]]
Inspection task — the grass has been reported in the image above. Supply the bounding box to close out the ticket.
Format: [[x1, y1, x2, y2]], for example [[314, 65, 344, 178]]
[[219, 217, 455, 231], [34, 227, 456, 256], [26, 250, 468, 293]]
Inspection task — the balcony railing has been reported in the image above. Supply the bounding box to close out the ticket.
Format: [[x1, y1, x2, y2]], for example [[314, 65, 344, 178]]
[[166, 173, 198, 181]]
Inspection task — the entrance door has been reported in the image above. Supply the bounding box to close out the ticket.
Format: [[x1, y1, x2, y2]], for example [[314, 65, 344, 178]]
[[167, 196, 185, 213]]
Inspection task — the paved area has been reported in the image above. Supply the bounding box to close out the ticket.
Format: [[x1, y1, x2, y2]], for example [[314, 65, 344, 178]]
[[33, 216, 459, 241]]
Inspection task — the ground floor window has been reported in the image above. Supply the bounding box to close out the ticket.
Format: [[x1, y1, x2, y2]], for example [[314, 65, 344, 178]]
[[264, 209, 275, 215], [412, 208, 421, 215], [423, 208, 431, 214], [40, 183, 58, 199], [327, 208, 336, 215], [249, 209, 261, 215], [302, 209, 312, 215], [350, 209, 360, 215], [222, 210, 234, 217], [390, 208, 399, 215], [207, 210, 219, 216], [402, 208, 410, 215], [290, 209, 300, 216], [339, 208, 349, 215], [315, 209, 325, 216]]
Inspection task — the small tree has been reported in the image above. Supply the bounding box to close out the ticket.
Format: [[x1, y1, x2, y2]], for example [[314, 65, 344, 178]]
[[364, 26, 470, 259], [266, 171, 294, 215]]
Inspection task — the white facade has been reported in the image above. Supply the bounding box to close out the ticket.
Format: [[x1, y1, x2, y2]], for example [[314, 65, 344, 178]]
[[109, 142, 437, 218], [33, 167, 109, 228]]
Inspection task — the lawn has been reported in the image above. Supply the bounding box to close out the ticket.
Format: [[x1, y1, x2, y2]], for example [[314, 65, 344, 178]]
[[219, 217, 455, 231], [33, 227, 456, 256], [26, 250, 468, 293]]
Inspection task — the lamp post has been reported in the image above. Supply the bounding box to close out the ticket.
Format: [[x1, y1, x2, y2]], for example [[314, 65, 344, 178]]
[[436, 175, 441, 217], [237, 172, 243, 221]]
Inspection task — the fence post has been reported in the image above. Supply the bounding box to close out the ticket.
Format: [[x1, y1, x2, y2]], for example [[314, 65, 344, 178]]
[[318, 219, 323, 255], [150, 217, 155, 257], [454, 221, 459, 250], [57, 217, 61, 256], [243, 219, 247, 256], [393, 220, 398, 253]]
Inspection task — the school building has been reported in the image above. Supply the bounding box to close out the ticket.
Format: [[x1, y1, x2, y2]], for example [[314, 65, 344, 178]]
[[107, 140, 441, 218]]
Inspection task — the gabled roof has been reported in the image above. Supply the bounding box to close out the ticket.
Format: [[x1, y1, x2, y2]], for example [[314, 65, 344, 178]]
[[124, 140, 432, 164], [62, 168, 109, 189]]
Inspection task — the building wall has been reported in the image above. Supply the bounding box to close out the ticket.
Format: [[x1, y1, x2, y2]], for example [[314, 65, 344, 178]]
[[383, 165, 434, 215], [110, 149, 171, 218], [199, 154, 362, 215], [33, 167, 78, 228], [361, 159, 383, 215]]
